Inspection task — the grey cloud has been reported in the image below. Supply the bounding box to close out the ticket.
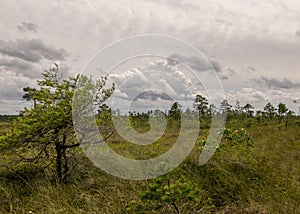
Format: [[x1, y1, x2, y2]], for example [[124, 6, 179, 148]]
[[0, 58, 33, 71], [215, 18, 232, 26], [296, 30, 300, 37], [0, 58, 43, 79], [17, 22, 38, 33], [0, 58, 72, 79], [0, 38, 69, 62], [246, 67, 256, 73], [166, 53, 238, 80], [252, 76, 300, 89], [0, 73, 30, 100], [209, 59, 222, 73], [143, 0, 197, 12], [167, 53, 222, 73], [219, 68, 235, 80], [134, 91, 173, 101]]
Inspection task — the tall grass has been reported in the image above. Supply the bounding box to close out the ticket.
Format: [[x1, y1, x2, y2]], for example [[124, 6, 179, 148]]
[[0, 119, 299, 213]]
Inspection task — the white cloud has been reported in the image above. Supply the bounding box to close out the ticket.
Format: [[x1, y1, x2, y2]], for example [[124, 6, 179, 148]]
[[0, 0, 300, 113], [226, 88, 300, 112]]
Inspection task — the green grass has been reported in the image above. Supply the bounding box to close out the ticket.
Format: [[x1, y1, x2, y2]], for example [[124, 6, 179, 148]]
[[0, 119, 300, 213], [0, 122, 10, 136]]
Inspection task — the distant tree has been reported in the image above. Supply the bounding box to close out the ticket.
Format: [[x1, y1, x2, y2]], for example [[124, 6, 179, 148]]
[[256, 110, 264, 122], [129, 111, 151, 126], [193, 95, 208, 118], [2, 64, 115, 184], [263, 102, 276, 119], [234, 100, 242, 115], [0, 115, 18, 122], [183, 108, 193, 119], [285, 110, 294, 130], [168, 102, 182, 121], [243, 104, 254, 117], [153, 109, 166, 118], [278, 103, 288, 122], [97, 104, 112, 126], [208, 103, 217, 115], [220, 99, 232, 115], [256, 110, 263, 117]]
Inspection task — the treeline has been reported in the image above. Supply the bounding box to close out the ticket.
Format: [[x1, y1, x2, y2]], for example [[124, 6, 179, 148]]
[[192, 95, 297, 119], [0, 115, 18, 122], [127, 94, 298, 120], [125, 95, 299, 130]]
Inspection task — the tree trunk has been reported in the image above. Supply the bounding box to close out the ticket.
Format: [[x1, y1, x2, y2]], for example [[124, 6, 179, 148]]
[[55, 132, 70, 184], [61, 132, 69, 184], [55, 142, 63, 184], [62, 147, 69, 184]]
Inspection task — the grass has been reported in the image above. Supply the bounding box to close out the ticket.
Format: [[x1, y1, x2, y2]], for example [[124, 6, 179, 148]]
[[0, 118, 300, 213]]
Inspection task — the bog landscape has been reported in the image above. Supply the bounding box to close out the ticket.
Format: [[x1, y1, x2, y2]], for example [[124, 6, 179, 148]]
[[1, 1, 300, 213], [0, 66, 299, 213]]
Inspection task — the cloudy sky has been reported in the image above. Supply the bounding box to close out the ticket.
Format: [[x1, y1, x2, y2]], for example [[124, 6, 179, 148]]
[[1, 0, 300, 114]]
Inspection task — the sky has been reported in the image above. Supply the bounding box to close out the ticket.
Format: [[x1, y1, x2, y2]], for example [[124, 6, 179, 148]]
[[0, 0, 300, 114]]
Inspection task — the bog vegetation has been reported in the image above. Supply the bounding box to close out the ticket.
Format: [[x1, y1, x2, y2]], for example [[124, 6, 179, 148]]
[[0, 67, 299, 213]]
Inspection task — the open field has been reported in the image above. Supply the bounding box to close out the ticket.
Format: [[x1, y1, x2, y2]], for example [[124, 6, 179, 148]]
[[0, 117, 299, 213]]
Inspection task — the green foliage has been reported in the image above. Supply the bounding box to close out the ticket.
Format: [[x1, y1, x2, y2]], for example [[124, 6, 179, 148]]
[[223, 128, 254, 148], [198, 128, 254, 166], [127, 173, 215, 213], [1, 64, 114, 184], [199, 128, 254, 152]]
